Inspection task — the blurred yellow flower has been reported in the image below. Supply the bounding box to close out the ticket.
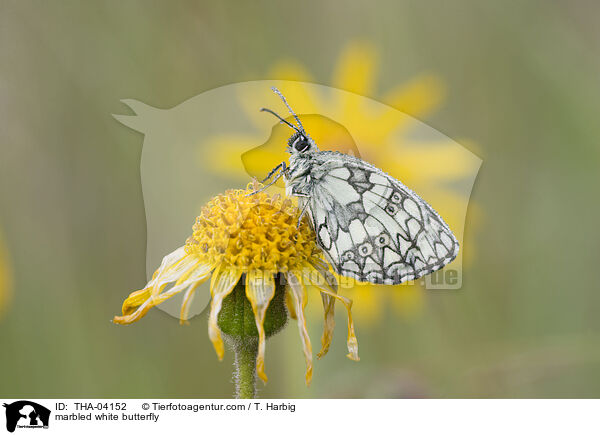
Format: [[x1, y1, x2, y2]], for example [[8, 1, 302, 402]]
[[0, 230, 12, 317], [201, 42, 479, 324], [114, 184, 358, 386]]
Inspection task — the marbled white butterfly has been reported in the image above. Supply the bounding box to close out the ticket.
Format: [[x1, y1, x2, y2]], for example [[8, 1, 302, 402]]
[[255, 87, 459, 285]]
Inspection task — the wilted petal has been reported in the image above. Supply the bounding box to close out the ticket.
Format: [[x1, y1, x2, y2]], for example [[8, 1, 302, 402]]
[[318, 292, 335, 359], [113, 296, 155, 325], [114, 247, 190, 324], [284, 288, 297, 320], [149, 247, 187, 284], [151, 252, 201, 297], [245, 270, 276, 383], [114, 258, 214, 325], [316, 266, 338, 358], [120, 288, 152, 316], [307, 261, 359, 361], [286, 271, 313, 386], [208, 263, 243, 360], [178, 283, 201, 326], [303, 259, 338, 358], [178, 261, 215, 325]]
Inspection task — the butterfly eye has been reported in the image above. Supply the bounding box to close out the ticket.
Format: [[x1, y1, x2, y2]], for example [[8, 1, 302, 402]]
[[375, 233, 390, 247], [293, 136, 310, 152]]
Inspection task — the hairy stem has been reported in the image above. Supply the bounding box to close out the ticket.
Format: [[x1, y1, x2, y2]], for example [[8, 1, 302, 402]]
[[233, 339, 258, 399], [218, 274, 288, 398]]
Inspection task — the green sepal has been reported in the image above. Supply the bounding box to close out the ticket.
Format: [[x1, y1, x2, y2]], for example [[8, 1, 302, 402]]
[[217, 273, 288, 339]]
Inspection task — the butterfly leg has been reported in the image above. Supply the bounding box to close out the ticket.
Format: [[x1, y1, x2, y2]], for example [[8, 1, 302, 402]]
[[296, 199, 311, 228], [292, 192, 312, 228], [246, 163, 287, 197], [261, 161, 286, 183]]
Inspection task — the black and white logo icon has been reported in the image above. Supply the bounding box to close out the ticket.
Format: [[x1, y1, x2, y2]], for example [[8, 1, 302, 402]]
[[3, 401, 50, 432]]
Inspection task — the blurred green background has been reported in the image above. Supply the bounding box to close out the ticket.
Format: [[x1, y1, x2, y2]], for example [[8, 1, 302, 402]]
[[2, 0, 600, 398]]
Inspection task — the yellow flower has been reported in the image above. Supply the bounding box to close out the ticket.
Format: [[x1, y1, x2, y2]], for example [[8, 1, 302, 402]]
[[113, 184, 358, 386], [200, 42, 481, 323]]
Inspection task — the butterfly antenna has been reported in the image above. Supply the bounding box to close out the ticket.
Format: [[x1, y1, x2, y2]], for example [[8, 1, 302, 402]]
[[271, 87, 306, 133], [260, 108, 302, 134]]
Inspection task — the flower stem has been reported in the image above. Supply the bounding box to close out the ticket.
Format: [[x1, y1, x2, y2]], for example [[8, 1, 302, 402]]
[[218, 274, 288, 398], [233, 339, 258, 399]]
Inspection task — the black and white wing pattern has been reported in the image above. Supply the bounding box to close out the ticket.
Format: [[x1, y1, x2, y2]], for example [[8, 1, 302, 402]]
[[305, 152, 459, 285]]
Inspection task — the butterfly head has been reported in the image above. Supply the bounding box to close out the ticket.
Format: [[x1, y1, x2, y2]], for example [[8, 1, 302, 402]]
[[286, 130, 317, 154], [261, 87, 319, 155]]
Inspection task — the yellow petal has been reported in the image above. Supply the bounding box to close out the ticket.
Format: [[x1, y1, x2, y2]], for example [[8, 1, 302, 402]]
[[113, 297, 155, 325], [114, 259, 214, 325], [237, 82, 325, 130], [121, 287, 152, 316], [149, 247, 188, 285], [318, 291, 335, 359], [332, 42, 379, 129], [284, 288, 297, 320], [245, 270, 276, 383], [306, 263, 359, 361], [306, 261, 338, 359], [333, 41, 378, 96], [383, 73, 445, 118], [179, 282, 200, 325], [268, 59, 314, 82], [386, 141, 480, 185], [132, 247, 193, 302], [203, 135, 265, 180], [178, 262, 214, 325], [286, 271, 313, 386], [151, 253, 200, 297], [208, 263, 243, 360]]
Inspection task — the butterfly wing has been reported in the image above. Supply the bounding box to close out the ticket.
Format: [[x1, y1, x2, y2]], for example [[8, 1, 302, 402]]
[[304, 152, 459, 284]]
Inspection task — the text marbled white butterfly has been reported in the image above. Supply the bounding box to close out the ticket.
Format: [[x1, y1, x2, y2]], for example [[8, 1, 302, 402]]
[[255, 87, 459, 285]]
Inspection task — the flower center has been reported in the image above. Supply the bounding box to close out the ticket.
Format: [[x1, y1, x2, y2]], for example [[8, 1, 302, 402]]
[[185, 185, 319, 272]]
